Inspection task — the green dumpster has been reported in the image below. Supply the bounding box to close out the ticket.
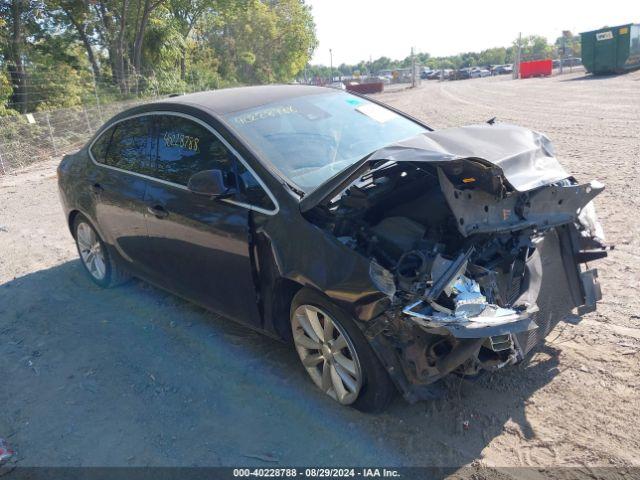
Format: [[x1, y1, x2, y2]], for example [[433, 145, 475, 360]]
[[581, 23, 640, 74]]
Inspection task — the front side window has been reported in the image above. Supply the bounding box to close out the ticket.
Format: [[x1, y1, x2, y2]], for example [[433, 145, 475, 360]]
[[92, 116, 153, 175], [153, 115, 275, 211], [154, 115, 234, 186]]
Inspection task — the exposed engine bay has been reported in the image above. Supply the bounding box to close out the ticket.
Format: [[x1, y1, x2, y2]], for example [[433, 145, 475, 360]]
[[305, 154, 608, 398]]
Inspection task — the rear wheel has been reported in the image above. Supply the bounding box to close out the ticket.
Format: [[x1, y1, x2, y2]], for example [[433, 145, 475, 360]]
[[290, 288, 396, 412], [73, 214, 130, 288]]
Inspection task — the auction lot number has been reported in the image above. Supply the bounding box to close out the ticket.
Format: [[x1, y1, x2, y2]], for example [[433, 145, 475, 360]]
[[233, 468, 400, 478]]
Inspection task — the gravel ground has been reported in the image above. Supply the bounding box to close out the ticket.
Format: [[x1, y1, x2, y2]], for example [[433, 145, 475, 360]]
[[1, 71, 639, 474]]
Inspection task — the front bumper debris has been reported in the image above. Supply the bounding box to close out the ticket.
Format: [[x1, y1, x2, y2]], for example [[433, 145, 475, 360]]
[[403, 299, 539, 338]]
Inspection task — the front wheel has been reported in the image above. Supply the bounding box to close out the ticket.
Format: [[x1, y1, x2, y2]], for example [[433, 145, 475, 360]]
[[290, 288, 396, 412]]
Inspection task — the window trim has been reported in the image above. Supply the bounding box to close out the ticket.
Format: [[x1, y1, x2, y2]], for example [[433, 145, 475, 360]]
[[88, 111, 280, 216]]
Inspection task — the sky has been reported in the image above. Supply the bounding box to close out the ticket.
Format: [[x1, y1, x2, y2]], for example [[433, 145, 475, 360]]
[[307, 0, 638, 65]]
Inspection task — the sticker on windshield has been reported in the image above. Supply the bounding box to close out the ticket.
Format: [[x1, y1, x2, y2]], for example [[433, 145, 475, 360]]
[[355, 103, 398, 123], [234, 105, 297, 125]]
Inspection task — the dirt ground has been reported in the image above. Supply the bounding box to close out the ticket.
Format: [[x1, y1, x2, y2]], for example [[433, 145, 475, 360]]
[[1, 70, 639, 474]]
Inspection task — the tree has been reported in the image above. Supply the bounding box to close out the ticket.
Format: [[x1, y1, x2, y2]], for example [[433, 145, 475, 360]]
[[201, 0, 316, 84], [0, 69, 14, 115], [131, 0, 165, 78], [555, 31, 581, 58], [167, 0, 214, 79], [0, 0, 45, 112], [478, 47, 507, 66], [370, 56, 395, 73], [517, 35, 553, 61], [0, 0, 318, 112], [45, 0, 102, 79]]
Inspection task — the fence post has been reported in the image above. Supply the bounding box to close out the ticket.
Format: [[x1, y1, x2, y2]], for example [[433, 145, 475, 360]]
[[92, 70, 104, 123], [0, 143, 7, 176], [45, 113, 59, 157], [83, 107, 93, 134]]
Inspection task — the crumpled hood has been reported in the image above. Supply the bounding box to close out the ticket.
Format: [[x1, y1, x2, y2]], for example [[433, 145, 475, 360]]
[[368, 123, 569, 192]]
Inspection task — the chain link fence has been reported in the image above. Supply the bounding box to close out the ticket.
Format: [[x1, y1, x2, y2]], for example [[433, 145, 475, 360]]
[[0, 96, 168, 175]]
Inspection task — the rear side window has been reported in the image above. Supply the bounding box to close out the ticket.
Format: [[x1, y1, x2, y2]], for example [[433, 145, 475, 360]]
[[90, 126, 115, 163], [105, 117, 153, 174], [90, 116, 153, 175], [153, 115, 275, 211]]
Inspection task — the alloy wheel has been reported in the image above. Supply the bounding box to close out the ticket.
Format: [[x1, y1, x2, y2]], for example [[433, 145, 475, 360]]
[[76, 222, 106, 281], [292, 305, 363, 405]]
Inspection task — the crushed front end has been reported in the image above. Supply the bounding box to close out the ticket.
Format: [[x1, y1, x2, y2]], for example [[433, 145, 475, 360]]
[[303, 124, 610, 401]]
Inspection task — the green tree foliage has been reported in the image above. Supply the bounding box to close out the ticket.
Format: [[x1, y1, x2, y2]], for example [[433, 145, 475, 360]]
[[517, 35, 553, 61], [202, 0, 317, 84], [555, 31, 581, 58], [0, 69, 14, 115], [478, 47, 507, 66], [0, 0, 317, 113]]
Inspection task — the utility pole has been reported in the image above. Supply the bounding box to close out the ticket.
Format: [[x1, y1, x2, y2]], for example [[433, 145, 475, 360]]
[[559, 32, 567, 75], [411, 47, 416, 88], [513, 32, 522, 79], [559, 37, 564, 74], [329, 48, 333, 84]]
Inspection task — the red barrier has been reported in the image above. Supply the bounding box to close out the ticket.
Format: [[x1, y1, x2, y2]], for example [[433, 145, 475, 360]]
[[519, 59, 552, 78], [345, 82, 384, 94]]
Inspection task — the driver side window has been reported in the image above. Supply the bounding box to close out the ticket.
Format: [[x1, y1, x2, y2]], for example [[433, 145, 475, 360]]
[[153, 115, 235, 186], [152, 114, 275, 211]]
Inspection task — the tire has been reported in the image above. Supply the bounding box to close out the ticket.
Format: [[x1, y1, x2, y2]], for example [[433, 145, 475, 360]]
[[73, 213, 131, 288], [290, 288, 396, 412]]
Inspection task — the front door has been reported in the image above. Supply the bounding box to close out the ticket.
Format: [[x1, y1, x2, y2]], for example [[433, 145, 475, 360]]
[[143, 113, 272, 326]]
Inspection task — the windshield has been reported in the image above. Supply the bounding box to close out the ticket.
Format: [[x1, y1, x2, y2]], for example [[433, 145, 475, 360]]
[[224, 91, 427, 192]]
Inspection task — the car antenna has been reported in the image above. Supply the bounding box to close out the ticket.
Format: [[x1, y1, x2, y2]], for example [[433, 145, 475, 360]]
[[487, 116, 497, 125]]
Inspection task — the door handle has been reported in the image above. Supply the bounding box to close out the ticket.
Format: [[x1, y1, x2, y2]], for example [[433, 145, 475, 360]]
[[147, 205, 169, 219], [90, 183, 103, 195]]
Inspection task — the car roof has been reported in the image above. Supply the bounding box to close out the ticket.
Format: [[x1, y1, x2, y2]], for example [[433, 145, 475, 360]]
[[162, 84, 333, 115]]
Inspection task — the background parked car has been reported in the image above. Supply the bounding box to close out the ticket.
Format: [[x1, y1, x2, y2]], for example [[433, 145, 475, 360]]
[[452, 68, 471, 80], [491, 64, 513, 75], [470, 67, 491, 78], [554, 57, 582, 68]]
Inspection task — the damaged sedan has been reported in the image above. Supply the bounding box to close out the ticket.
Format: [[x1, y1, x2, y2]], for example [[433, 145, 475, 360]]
[[57, 85, 609, 412]]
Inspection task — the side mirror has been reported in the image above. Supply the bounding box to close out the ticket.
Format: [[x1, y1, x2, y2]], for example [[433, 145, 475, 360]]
[[187, 169, 235, 198]]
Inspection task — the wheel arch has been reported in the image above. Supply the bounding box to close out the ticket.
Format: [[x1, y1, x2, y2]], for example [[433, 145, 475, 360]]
[[268, 277, 305, 341], [68, 210, 108, 247], [68, 209, 81, 237]]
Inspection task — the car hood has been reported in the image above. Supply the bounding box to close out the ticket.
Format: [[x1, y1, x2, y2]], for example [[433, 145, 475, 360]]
[[300, 123, 570, 212]]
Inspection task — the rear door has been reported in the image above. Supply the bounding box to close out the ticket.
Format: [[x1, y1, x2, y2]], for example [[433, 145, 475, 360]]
[[88, 115, 156, 277], [143, 113, 277, 325]]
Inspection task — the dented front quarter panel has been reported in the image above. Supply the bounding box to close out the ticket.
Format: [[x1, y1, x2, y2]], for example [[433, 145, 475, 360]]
[[252, 204, 390, 324]]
